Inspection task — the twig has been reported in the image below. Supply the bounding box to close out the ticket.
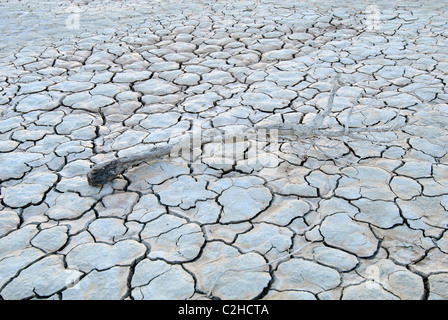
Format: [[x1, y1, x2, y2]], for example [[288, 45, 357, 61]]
[[345, 92, 363, 135], [311, 74, 341, 131]]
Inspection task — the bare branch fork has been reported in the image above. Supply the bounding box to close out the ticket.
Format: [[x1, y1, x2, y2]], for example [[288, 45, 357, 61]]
[[87, 74, 410, 186]]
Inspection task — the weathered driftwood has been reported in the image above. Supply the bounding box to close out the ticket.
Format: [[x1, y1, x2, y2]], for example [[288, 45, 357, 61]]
[[87, 134, 224, 186], [87, 74, 411, 186], [87, 121, 404, 186], [87, 143, 175, 186]]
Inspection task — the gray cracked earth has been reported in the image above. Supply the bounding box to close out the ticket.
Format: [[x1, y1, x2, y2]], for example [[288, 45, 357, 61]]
[[1, 0, 448, 300]]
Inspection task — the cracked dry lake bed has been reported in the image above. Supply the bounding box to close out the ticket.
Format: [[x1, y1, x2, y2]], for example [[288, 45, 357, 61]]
[[1, 0, 448, 300]]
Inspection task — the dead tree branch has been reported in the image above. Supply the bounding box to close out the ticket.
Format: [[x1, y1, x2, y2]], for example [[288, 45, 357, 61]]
[[87, 74, 413, 186]]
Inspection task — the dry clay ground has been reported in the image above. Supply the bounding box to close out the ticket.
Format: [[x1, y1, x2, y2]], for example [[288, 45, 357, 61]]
[[1, 0, 448, 300]]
